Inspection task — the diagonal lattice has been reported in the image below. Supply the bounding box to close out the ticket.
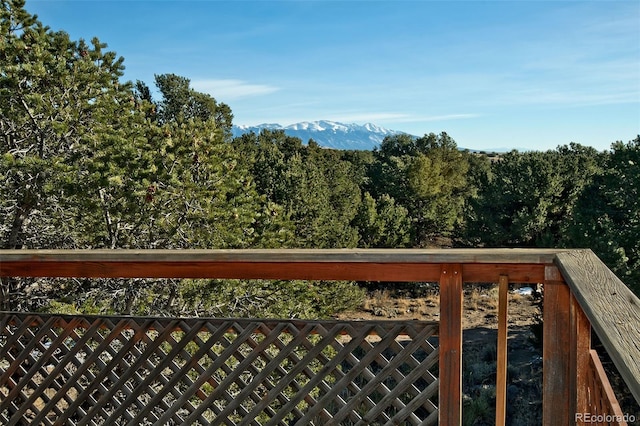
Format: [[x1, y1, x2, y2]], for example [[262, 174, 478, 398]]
[[0, 312, 439, 426]]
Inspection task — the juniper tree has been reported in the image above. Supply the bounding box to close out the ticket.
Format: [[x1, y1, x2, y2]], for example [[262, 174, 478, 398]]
[[371, 132, 473, 246], [567, 137, 640, 295], [465, 144, 603, 247]]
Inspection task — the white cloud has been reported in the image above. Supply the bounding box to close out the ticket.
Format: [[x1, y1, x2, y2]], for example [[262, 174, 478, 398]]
[[323, 112, 481, 125], [414, 114, 481, 123], [191, 79, 279, 100], [323, 112, 410, 123]]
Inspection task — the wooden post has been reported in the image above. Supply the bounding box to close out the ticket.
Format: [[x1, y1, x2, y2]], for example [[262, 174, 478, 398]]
[[439, 263, 463, 425], [555, 249, 640, 404], [570, 292, 591, 419], [496, 275, 509, 426], [543, 265, 571, 425]]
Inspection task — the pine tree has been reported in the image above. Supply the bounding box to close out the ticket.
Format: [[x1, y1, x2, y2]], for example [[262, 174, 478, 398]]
[[567, 137, 640, 294], [371, 132, 472, 246], [466, 144, 603, 247], [0, 0, 133, 249]]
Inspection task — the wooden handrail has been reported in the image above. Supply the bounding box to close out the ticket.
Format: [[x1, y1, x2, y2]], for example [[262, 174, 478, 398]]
[[555, 250, 640, 404], [0, 248, 562, 283], [0, 247, 567, 265], [1, 248, 637, 423]]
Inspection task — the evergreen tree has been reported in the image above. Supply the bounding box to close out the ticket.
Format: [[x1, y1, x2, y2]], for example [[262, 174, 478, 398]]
[[0, 0, 159, 309], [466, 144, 603, 247], [154, 73, 233, 138], [0, 2, 295, 311], [0, 0, 134, 249], [354, 192, 411, 248], [235, 130, 362, 248], [567, 137, 640, 294], [371, 132, 472, 246]]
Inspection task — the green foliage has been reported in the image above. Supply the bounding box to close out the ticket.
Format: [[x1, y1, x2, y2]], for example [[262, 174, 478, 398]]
[[153, 73, 233, 137], [566, 137, 640, 294], [39, 298, 111, 316], [235, 129, 363, 248], [0, 0, 132, 249], [463, 386, 494, 426], [178, 279, 366, 319], [3, 0, 639, 313], [464, 144, 604, 247], [0, 3, 350, 317], [354, 192, 411, 247], [464, 141, 639, 295], [372, 132, 473, 246]]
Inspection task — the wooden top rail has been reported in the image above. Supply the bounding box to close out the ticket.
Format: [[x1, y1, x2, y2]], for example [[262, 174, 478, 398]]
[[0, 248, 563, 283], [0, 248, 566, 264], [1, 247, 639, 405], [555, 250, 640, 404]]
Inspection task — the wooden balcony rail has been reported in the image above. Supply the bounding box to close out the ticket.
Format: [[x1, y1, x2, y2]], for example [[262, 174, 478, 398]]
[[0, 248, 638, 425], [0, 313, 439, 425]]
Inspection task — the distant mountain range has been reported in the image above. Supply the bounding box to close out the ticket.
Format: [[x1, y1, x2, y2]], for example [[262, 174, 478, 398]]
[[231, 120, 409, 151]]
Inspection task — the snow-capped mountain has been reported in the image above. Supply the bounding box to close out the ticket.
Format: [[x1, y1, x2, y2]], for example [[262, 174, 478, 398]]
[[232, 120, 408, 150]]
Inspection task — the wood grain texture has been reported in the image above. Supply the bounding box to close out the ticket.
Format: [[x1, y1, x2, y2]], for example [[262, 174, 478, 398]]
[[0, 261, 445, 282], [543, 270, 571, 426], [0, 247, 566, 264], [0, 260, 548, 284], [570, 293, 591, 418], [588, 350, 628, 424], [439, 264, 463, 425], [555, 250, 640, 404], [496, 275, 509, 426], [0, 249, 550, 283]]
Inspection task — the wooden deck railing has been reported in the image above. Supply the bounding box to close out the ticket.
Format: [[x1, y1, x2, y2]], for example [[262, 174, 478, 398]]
[[0, 313, 439, 425], [0, 248, 638, 425]]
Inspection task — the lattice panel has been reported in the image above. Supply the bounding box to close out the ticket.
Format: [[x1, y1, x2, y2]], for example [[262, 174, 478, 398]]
[[0, 313, 439, 425]]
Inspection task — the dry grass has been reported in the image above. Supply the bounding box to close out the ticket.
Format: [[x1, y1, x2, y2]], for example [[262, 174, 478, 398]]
[[341, 284, 541, 331], [465, 285, 499, 312], [359, 289, 442, 320], [340, 284, 545, 424]]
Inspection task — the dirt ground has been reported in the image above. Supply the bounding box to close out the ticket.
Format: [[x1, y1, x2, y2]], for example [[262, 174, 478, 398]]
[[336, 284, 639, 424], [336, 284, 546, 425], [336, 283, 542, 364]]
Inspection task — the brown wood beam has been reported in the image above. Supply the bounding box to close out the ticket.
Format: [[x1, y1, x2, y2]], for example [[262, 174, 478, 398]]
[[0, 248, 567, 265], [0, 260, 545, 284], [543, 265, 571, 426], [2, 261, 446, 282], [555, 249, 640, 404], [439, 263, 463, 425], [570, 292, 591, 419], [495, 274, 509, 426]]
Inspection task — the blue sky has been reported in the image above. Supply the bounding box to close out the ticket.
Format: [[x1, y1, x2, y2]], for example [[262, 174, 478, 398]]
[[27, 0, 640, 151]]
